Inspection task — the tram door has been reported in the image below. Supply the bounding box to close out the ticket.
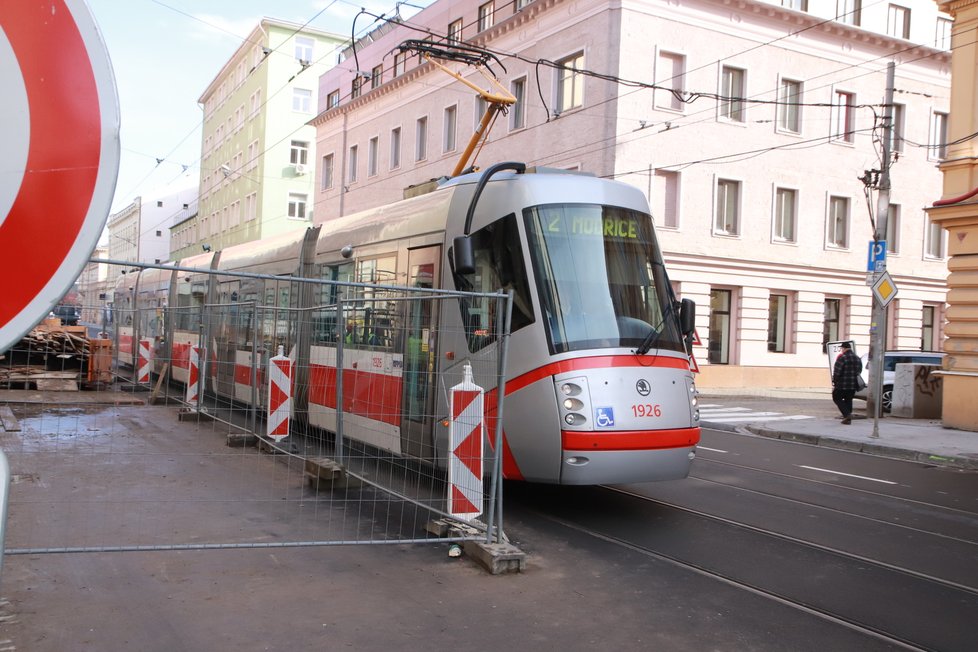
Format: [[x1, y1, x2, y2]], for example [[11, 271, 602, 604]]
[[400, 246, 440, 460]]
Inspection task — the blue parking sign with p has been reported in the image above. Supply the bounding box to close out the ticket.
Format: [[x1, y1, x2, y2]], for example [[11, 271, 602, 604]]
[[867, 240, 887, 272]]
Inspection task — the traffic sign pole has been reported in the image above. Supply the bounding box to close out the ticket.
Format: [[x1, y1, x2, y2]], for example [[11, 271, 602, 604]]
[[868, 62, 896, 438]]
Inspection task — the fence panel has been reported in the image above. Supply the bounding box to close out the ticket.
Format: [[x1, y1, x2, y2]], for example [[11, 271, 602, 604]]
[[1, 267, 510, 556]]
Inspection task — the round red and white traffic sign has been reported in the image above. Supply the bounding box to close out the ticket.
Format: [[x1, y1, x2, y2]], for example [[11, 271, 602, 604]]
[[0, 0, 120, 351]]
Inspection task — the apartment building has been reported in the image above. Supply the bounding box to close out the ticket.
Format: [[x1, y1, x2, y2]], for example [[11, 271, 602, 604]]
[[106, 177, 198, 286], [310, 0, 952, 389], [186, 18, 346, 259]]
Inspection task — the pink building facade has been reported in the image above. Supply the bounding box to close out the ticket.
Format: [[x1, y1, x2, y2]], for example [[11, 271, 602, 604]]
[[311, 0, 952, 389]]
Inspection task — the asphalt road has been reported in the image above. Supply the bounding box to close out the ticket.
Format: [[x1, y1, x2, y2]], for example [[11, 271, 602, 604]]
[[2, 410, 976, 651], [511, 426, 978, 651]]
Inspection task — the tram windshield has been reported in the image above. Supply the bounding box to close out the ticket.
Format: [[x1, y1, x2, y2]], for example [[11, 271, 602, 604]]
[[524, 204, 684, 354]]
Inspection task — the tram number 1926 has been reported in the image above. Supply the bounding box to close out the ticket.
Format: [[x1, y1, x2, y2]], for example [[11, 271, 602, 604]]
[[631, 404, 662, 418]]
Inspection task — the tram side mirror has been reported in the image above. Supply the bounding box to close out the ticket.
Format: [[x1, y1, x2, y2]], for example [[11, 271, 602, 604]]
[[453, 235, 476, 275], [679, 298, 696, 336]]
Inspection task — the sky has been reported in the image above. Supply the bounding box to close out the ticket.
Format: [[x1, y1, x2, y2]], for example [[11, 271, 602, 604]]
[[85, 0, 431, 221]]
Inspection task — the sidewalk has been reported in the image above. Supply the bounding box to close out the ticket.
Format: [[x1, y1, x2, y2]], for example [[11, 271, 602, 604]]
[[698, 388, 978, 471]]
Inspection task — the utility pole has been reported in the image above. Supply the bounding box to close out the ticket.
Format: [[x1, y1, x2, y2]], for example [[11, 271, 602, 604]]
[[868, 62, 895, 439]]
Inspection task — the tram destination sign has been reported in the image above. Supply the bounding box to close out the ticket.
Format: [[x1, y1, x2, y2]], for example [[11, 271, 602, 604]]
[[0, 0, 120, 352], [546, 215, 643, 239]]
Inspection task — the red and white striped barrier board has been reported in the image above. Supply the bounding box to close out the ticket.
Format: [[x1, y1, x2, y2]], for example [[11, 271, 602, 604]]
[[448, 364, 484, 521], [137, 338, 153, 385], [185, 345, 200, 407], [267, 346, 293, 441]]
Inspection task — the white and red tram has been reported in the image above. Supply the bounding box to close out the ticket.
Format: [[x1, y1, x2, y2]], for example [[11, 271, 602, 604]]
[[113, 165, 700, 484]]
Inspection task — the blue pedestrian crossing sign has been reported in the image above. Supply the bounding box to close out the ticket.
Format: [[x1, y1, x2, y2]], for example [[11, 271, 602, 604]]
[[867, 240, 887, 272]]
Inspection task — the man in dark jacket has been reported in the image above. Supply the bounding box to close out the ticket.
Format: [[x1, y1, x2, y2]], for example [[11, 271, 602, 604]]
[[832, 342, 863, 424]]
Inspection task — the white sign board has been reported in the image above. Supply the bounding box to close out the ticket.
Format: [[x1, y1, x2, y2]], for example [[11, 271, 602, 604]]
[[825, 340, 857, 377]]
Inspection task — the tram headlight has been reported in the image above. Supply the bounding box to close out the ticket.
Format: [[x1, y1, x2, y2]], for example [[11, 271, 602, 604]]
[[563, 398, 584, 411], [560, 383, 582, 397], [564, 413, 586, 426]]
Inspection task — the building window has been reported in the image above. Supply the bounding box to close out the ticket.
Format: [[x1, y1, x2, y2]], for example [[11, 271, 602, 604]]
[[823, 298, 842, 352], [517, 0, 533, 9], [828, 196, 850, 248], [931, 111, 949, 160], [367, 137, 378, 177], [774, 187, 797, 243], [294, 36, 313, 63], [715, 179, 740, 236], [656, 51, 686, 112], [448, 19, 463, 44], [768, 294, 790, 353], [652, 169, 680, 228], [394, 52, 406, 77], [720, 66, 746, 123], [250, 89, 262, 119], [925, 216, 945, 259], [832, 90, 855, 143], [288, 193, 308, 219], [709, 289, 732, 364], [351, 76, 362, 99], [510, 77, 526, 130], [371, 64, 383, 89], [290, 140, 309, 166], [322, 154, 334, 190], [936, 17, 952, 50], [778, 78, 802, 134], [390, 127, 401, 169], [921, 305, 939, 351], [887, 4, 910, 39], [348, 145, 358, 183], [781, 1, 807, 11], [443, 105, 457, 152], [478, 2, 494, 31], [890, 103, 905, 153], [837, 0, 861, 25], [416, 116, 428, 161], [245, 192, 257, 221], [327, 90, 340, 109], [885, 203, 900, 255], [556, 51, 585, 113], [475, 96, 488, 132], [292, 88, 312, 113]]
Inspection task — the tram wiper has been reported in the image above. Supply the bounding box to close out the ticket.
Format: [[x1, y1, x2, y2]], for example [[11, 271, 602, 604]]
[[635, 324, 662, 356], [635, 301, 676, 356]]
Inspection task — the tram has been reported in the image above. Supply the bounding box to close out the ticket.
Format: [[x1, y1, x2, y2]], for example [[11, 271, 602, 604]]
[[113, 163, 700, 484]]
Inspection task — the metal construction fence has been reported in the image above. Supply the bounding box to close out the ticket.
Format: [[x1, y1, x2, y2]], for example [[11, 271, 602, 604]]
[[0, 265, 512, 560]]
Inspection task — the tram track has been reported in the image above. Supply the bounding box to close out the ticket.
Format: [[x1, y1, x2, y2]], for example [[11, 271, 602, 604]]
[[687, 465, 978, 548], [509, 482, 978, 652], [693, 455, 978, 520], [529, 506, 931, 652]]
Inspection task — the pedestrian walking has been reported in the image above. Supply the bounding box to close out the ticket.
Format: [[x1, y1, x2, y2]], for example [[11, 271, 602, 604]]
[[832, 342, 863, 424]]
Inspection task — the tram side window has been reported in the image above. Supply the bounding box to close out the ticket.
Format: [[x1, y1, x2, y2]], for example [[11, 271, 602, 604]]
[[311, 262, 353, 344], [346, 256, 398, 350], [451, 213, 534, 352]]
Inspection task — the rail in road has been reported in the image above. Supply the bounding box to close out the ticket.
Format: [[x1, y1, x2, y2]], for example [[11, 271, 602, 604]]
[[510, 429, 978, 651]]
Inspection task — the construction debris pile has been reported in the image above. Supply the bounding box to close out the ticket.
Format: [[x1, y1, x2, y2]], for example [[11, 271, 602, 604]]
[[1, 317, 111, 390]]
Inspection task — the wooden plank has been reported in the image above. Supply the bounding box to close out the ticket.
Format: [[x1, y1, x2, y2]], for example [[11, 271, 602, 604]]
[[35, 379, 78, 391], [150, 363, 170, 401], [0, 405, 20, 431]]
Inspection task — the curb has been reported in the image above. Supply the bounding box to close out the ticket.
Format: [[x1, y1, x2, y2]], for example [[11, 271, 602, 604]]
[[741, 424, 978, 471]]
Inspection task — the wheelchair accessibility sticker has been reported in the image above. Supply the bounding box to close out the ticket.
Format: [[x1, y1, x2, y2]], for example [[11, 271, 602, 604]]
[[595, 407, 615, 428]]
